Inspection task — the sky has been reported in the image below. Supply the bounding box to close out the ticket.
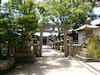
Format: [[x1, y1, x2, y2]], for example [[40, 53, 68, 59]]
[[93, 7, 100, 14], [1, 0, 100, 15]]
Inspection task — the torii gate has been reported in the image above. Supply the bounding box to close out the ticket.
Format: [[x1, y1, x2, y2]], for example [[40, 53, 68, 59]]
[[38, 24, 75, 57]]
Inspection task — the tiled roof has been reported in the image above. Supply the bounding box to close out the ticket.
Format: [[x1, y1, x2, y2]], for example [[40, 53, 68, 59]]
[[91, 18, 100, 26]]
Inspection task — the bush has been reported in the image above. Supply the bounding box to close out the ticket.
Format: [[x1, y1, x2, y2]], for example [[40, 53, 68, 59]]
[[86, 36, 100, 61]]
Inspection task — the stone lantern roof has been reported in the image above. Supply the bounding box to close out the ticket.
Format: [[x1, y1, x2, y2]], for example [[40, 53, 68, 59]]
[[76, 17, 99, 31]]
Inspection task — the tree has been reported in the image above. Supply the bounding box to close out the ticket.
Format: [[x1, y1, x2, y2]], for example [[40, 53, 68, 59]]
[[37, 0, 92, 28], [37, 0, 92, 39], [78, 0, 100, 7], [0, 0, 41, 57]]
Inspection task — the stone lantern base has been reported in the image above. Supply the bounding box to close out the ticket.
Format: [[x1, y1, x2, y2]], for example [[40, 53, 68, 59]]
[[14, 45, 35, 63]]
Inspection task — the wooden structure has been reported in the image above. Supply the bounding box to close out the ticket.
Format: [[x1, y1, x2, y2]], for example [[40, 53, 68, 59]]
[[38, 24, 75, 56]]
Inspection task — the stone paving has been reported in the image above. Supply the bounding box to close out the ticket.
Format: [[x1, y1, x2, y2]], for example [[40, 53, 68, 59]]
[[87, 62, 100, 71], [83, 62, 100, 75], [4, 46, 95, 75]]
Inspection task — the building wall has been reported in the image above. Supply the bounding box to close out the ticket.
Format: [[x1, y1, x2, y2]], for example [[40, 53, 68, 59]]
[[78, 31, 85, 44]]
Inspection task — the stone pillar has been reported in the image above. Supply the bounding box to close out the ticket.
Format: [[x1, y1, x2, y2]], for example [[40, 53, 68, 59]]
[[9, 47, 11, 57], [77, 46, 80, 54], [47, 37, 49, 46], [74, 46, 77, 55], [9, 47, 14, 57], [55, 42, 57, 49], [69, 36, 73, 56], [1, 47, 4, 56], [64, 28, 68, 56], [39, 28, 43, 57], [58, 42, 60, 50], [61, 42, 64, 52], [53, 36, 55, 49], [31, 45, 34, 56]]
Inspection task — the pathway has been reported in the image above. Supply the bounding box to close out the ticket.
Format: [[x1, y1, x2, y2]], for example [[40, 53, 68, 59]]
[[5, 46, 95, 75]]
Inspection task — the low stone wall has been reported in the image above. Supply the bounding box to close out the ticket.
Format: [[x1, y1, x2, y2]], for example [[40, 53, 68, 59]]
[[71, 44, 83, 55], [54, 40, 83, 56]]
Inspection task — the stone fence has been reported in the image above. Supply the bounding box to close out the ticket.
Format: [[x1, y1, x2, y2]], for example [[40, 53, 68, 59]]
[[0, 46, 15, 57], [32, 43, 40, 57], [68, 44, 83, 56], [53, 40, 83, 56]]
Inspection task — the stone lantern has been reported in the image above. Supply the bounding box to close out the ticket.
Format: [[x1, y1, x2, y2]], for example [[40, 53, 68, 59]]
[[15, 30, 34, 63], [86, 17, 91, 25], [77, 17, 99, 44]]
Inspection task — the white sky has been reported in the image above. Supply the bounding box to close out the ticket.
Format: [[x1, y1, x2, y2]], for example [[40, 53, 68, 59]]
[[1, 0, 100, 15], [93, 7, 100, 14], [2, 0, 9, 4]]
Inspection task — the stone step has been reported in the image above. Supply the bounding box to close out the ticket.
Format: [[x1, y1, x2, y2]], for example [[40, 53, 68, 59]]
[[80, 52, 91, 58], [76, 54, 93, 62], [82, 48, 87, 52]]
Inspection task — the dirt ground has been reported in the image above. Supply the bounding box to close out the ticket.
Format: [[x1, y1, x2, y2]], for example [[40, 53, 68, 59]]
[[5, 46, 95, 75]]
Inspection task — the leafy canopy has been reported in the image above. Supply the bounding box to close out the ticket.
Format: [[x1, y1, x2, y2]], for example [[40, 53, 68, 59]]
[[37, 0, 93, 29], [0, 0, 41, 47]]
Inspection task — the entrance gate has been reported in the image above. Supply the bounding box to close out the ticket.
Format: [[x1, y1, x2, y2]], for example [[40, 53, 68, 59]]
[[37, 24, 75, 57]]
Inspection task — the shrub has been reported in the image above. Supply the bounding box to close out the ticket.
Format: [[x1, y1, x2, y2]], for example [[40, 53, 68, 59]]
[[86, 36, 100, 61]]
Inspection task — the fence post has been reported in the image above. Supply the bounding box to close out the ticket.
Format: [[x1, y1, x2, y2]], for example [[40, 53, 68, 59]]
[[69, 36, 73, 56], [64, 28, 68, 56]]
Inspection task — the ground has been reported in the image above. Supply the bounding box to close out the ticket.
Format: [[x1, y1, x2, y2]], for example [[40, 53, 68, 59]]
[[5, 46, 95, 75]]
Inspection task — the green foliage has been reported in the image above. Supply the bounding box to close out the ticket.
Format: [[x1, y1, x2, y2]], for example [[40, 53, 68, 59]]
[[77, 0, 100, 7], [19, 15, 40, 31], [0, 0, 41, 49], [86, 36, 100, 61], [0, 0, 93, 51], [42, 17, 49, 23], [37, 0, 93, 29]]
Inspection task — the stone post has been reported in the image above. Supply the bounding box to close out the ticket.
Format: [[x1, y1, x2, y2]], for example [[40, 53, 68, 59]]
[[62, 42, 64, 52], [9, 47, 11, 57], [1, 47, 3, 57], [47, 37, 49, 46], [69, 36, 73, 56], [39, 28, 43, 57], [53, 36, 55, 49], [74, 46, 77, 55], [31, 45, 34, 56], [77, 46, 80, 54], [64, 28, 68, 56]]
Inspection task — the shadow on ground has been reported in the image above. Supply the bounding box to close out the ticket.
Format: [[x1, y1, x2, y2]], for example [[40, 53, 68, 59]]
[[4, 47, 71, 75]]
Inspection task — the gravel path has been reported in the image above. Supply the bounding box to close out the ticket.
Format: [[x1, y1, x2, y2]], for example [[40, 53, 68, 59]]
[[5, 46, 95, 75]]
